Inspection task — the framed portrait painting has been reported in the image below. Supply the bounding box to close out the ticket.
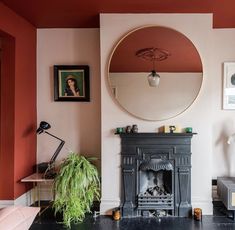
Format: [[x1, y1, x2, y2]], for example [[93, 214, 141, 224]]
[[54, 65, 90, 102], [223, 62, 235, 109]]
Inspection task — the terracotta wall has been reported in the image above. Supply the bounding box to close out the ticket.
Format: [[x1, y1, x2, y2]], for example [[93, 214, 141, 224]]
[[0, 33, 15, 199], [0, 3, 36, 200]]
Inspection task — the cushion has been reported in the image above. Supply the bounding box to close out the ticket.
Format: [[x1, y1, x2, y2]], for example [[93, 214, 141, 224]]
[[0, 206, 40, 230]]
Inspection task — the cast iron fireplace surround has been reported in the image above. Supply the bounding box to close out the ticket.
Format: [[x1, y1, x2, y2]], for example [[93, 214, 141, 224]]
[[119, 133, 195, 217]]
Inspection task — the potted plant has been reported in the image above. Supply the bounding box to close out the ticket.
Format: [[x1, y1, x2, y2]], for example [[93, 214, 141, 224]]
[[53, 152, 100, 228]]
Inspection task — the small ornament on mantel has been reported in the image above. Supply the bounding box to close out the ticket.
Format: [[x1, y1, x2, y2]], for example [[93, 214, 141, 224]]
[[115, 127, 124, 134], [131, 124, 138, 133], [158, 125, 181, 133], [185, 127, 193, 133], [126, 125, 132, 133]]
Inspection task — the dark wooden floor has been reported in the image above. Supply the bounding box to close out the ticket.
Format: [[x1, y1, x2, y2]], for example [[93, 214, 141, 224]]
[[30, 202, 235, 230]]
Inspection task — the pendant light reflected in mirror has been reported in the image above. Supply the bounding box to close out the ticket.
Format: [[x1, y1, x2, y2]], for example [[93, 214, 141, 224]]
[[136, 47, 170, 87], [148, 70, 160, 87]]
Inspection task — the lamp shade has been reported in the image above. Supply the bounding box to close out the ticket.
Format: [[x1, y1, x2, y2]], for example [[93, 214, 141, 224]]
[[36, 121, 51, 134], [148, 70, 160, 87]]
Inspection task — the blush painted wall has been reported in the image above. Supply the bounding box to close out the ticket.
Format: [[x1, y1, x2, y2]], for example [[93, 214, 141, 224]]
[[100, 13, 235, 215], [0, 3, 36, 200], [210, 29, 235, 177], [37, 29, 101, 169]]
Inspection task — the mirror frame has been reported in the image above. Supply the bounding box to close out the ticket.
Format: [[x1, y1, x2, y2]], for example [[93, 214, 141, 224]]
[[107, 25, 203, 121]]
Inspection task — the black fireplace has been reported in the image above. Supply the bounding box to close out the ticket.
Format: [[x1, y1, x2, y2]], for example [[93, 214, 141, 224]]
[[120, 133, 195, 217]]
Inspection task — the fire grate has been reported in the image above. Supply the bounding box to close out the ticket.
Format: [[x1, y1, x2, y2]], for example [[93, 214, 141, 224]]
[[138, 194, 174, 210]]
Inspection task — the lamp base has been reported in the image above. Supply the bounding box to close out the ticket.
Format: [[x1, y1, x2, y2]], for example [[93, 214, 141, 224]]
[[36, 162, 57, 179], [36, 162, 49, 173], [44, 169, 57, 179]]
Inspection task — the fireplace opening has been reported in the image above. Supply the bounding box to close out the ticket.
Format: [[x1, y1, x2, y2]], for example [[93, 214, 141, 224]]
[[138, 159, 174, 216]]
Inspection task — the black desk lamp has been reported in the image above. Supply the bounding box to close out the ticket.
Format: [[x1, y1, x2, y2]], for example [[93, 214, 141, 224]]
[[36, 121, 65, 178]]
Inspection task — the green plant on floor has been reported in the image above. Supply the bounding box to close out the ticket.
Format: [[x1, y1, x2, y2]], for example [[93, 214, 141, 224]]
[[53, 152, 100, 228]]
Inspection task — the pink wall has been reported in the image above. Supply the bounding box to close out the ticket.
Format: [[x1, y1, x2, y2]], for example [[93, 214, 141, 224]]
[[0, 3, 36, 199], [37, 29, 101, 172], [100, 13, 214, 215]]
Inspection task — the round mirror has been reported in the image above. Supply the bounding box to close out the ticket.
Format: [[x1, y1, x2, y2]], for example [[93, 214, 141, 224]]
[[108, 26, 203, 121]]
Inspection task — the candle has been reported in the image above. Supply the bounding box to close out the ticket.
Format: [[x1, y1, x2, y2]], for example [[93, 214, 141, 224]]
[[112, 209, 121, 221], [194, 208, 202, 221]]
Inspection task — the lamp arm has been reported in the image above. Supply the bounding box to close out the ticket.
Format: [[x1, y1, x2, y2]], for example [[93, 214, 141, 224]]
[[49, 140, 65, 164], [44, 131, 64, 142], [43, 131, 65, 164]]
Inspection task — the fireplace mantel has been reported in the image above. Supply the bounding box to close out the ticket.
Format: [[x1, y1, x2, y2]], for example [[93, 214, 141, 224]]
[[120, 132, 196, 138], [119, 132, 196, 217]]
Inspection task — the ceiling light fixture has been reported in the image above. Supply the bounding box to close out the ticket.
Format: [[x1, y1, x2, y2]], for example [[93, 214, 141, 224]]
[[136, 47, 170, 87]]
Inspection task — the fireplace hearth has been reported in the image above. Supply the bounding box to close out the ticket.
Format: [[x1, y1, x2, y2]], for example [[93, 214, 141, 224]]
[[120, 133, 195, 218]]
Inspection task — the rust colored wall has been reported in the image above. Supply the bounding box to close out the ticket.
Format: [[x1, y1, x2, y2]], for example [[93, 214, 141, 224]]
[[0, 34, 15, 199], [1, 0, 235, 28], [0, 3, 36, 200]]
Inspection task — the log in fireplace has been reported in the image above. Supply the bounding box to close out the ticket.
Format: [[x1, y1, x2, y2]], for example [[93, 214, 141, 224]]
[[120, 133, 195, 217]]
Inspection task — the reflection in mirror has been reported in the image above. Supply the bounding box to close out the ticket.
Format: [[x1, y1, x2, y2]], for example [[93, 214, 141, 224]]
[[108, 26, 203, 121]]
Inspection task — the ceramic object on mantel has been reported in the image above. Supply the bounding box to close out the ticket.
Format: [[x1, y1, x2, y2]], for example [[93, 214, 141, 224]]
[[132, 124, 138, 133]]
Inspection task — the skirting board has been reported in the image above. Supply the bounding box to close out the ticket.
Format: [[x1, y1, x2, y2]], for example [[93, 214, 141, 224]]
[[0, 184, 53, 208], [0, 190, 33, 208], [0, 200, 14, 208], [100, 198, 120, 215], [191, 197, 213, 215]]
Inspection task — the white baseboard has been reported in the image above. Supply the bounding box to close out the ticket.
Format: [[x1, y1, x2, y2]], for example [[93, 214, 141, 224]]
[[14, 190, 34, 206], [191, 197, 213, 215], [0, 200, 14, 208], [0, 185, 53, 208], [100, 198, 120, 215], [1, 193, 213, 217], [0, 190, 33, 208]]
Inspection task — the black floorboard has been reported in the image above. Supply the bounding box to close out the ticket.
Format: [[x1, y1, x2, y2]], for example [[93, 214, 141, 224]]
[[30, 202, 235, 230]]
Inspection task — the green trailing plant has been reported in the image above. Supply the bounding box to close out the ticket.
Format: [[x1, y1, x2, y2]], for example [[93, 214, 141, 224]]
[[53, 152, 100, 228]]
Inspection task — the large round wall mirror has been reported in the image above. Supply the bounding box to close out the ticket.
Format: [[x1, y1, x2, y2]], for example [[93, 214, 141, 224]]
[[108, 26, 203, 121]]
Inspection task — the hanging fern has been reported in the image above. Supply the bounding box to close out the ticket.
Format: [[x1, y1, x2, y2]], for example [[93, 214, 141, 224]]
[[53, 152, 100, 228]]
